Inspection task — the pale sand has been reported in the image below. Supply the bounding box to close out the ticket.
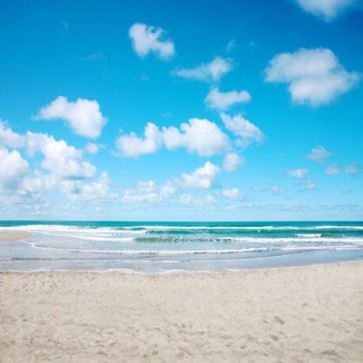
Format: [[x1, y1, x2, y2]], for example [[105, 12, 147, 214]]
[[1, 263, 363, 363], [0, 232, 29, 241]]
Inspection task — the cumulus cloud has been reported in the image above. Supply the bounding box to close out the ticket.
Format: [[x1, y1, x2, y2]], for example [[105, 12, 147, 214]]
[[295, 0, 358, 21], [0, 148, 29, 190], [223, 152, 244, 172], [220, 113, 264, 147], [288, 168, 309, 178], [128, 23, 175, 60], [181, 161, 220, 189], [35, 96, 107, 138], [222, 187, 241, 200], [162, 118, 230, 156], [116, 123, 162, 158], [205, 87, 251, 110], [26, 132, 96, 179], [173, 57, 232, 82], [0, 121, 25, 148], [265, 48, 359, 106], [61, 172, 110, 200], [116, 118, 230, 158], [308, 146, 331, 162]]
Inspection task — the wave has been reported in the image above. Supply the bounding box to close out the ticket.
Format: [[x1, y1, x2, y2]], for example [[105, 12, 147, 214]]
[[2, 224, 363, 233]]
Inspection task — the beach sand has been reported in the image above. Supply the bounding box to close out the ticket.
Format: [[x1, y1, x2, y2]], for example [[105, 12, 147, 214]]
[[0, 263, 362, 362], [0, 232, 29, 241]]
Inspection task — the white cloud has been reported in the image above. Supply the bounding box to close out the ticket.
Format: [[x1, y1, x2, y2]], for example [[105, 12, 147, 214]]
[[265, 48, 359, 106], [0, 148, 29, 190], [205, 87, 251, 110], [306, 180, 316, 189], [85, 142, 100, 154], [271, 185, 284, 195], [325, 164, 340, 175], [162, 118, 230, 157], [223, 152, 244, 172], [61, 172, 110, 200], [35, 96, 107, 138], [122, 180, 162, 204], [344, 164, 359, 174], [117, 118, 230, 158], [308, 146, 331, 162], [222, 187, 241, 200], [182, 161, 220, 189], [288, 168, 309, 178], [179, 193, 216, 207], [295, 0, 358, 21], [0, 121, 25, 148], [19, 171, 55, 199], [173, 57, 232, 82], [121, 179, 176, 204], [116, 122, 162, 158], [26, 132, 96, 179], [128, 23, 175, 60], [220, 113, 264, 147]]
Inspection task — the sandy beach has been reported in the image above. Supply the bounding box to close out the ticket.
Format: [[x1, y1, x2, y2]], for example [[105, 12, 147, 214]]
[[0, 262, 362, 362]]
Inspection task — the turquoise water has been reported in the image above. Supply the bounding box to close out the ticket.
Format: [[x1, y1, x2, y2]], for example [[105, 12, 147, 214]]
[[1, 221, 363, 272]]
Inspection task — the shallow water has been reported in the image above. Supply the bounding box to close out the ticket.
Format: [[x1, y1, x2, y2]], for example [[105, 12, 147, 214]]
[[1, 221, 363, 272]]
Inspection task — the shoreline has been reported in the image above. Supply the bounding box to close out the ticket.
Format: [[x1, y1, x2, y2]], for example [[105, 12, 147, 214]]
[[1, 261, 363, 362]]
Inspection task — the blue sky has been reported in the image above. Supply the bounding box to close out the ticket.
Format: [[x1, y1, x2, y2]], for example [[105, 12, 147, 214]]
[[0, 0, 362, 221]]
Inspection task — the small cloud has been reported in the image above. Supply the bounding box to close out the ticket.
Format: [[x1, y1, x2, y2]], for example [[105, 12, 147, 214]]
[[85, 142, 100, 154], [173, 57, 232, 82], [308, 146, 331, 162], [182, 161, 220, 189], [116, 118, 230, 158], [294, 0, 358, 21], [35, 96, 107, 139], [265, 48, 359, 107], [223, 187, 241, 200], [205, 87, 251, 111], [288, 168, 309, 178], [223, 152, 244, 172], [325, 164, 340, 175], [344, 164, 359, 174], [220, 113, 264, 148], [116, 122, 162, 158], [81, 53, 104, 62], [226, 39, 236, 52], [271, 185, 284, 195], [162, 118, 230, 157], [128, 23, 175, 60], [306, 179, 316, 189]]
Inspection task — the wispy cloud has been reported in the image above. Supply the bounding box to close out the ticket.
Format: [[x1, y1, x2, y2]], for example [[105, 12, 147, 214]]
[[220, 113, 264, 148], [205, 87, 251, 110], [173, 57, 232, 82]]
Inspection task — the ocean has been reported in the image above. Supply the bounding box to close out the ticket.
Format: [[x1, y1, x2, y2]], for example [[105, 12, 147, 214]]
[[1, 221, 363, 272]]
